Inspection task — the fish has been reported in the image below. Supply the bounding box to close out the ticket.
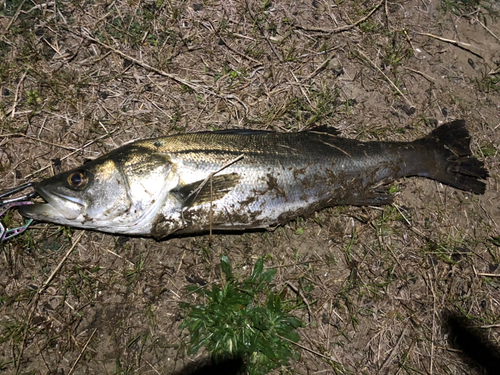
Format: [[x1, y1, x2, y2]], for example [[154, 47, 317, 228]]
[[18, 120, 488, 239]]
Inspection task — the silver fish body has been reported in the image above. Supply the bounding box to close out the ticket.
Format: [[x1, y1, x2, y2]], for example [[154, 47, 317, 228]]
[[19, 120, 488, 239]]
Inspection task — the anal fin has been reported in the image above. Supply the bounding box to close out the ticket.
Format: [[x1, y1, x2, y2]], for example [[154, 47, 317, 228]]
[[344, 186, 395, 206]]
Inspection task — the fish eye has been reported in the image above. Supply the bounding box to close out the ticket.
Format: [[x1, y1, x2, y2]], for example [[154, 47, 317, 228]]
[[67, 171, 88, 190]]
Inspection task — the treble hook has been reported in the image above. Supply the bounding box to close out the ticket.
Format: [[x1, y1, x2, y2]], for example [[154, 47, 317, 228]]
[[0, 183, 37, 242], [0, 201, 34, 242]]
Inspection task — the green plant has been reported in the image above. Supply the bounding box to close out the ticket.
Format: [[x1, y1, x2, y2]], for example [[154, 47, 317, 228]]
[[476, 71, 500, 93], [382, 31, 412, 70], [488, 236, 500, 247], [26, 89, 41, 106], [441, 0, 481, 15], [125, 256, 145, 283], [180, 256, 304, 375], [480, 144, 498, 157]]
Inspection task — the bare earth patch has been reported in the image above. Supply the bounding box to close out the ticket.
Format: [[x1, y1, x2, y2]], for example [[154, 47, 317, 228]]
[[0, 0, 499, 374]]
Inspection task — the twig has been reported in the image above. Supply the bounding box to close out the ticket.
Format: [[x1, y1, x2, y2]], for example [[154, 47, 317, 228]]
[[266, 259, 322, 269], [357, 49, 414, 108], [28, 2, 55, 13], [384, 0, 389, 29], [2, 0, 26, 36], [15, 231, 84, 372], [176, 154, 244, 239], [184, 154, 244, 207], [489, 66, 500, 76], [68, 328, 97, 375], [145, 359, 162, 375], [38, 231, 85, 294], [414, 31, 473, 48], [15, 293, 40, 373], [244, 0, 283, 62], [277, 334, 334, 361], [438, 346, 461, 353], [217, 36, 263, 66], [105, 248, 135, 266], [285, 281, 313, 324], [426, 270, 438, 375], [209, 176, 213, 241], [392, 203, 411, 226], [390, 209, 431, 248], [476, 20, 500, 44], [413, 31, 484, 60], [476, 272, 500, 277], [1, 133, 81, 151], [8, 71, 27, 118], [176, 250, 186, 276], [403, 67, 436, 83], [296, 0, 383, 34], [291, 71, 313, 109], [24, 129, 118, 179], [304, 48, 339, 81], [377, 327, 407, 374]]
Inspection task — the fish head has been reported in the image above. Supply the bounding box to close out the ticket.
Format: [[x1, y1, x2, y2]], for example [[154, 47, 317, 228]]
[[19, 145, 175, 234], [19, 158, 133, 227]]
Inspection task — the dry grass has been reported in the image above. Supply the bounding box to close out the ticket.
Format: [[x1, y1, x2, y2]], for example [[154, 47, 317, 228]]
[[1, 0, 500, 374]]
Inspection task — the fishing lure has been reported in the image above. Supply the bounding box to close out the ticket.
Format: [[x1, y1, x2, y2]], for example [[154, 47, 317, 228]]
[[0, 183, 35, 241]]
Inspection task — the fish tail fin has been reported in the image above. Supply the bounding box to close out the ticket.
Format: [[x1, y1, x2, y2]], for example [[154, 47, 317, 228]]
[[416, 120, 489, 194]]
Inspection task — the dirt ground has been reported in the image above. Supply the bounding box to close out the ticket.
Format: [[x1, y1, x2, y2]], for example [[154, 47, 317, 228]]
[[1, 0, 500, 374]]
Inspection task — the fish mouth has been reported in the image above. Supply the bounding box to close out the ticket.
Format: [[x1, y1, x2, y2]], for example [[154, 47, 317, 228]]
[[18, 185, 84, 221]]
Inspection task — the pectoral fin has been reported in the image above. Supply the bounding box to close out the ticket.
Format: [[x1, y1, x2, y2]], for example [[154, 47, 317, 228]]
[[172, 173, 241, 207]]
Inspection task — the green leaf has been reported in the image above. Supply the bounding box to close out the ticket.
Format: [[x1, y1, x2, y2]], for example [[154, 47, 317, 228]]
[[285, 316, 305, 329], [281, 329, 300, 343], [266, 294, 280, 311], [258, 340, 277, 360], [480, 145, 497, 157], [259, 269, 276, 283], [220, 255, 233, 280], [489, 236, 500, 247], [251, 257, 264, 280], [188, 337, 206, 355], [389, 184, 400, 193]]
